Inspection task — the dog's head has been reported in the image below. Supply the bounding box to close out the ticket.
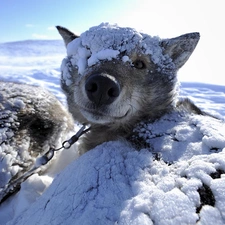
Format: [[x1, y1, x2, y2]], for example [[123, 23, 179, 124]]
[[57, 23, 200, 127]]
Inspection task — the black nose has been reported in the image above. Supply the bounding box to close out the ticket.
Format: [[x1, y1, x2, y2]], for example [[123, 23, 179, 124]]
[[85, 74, 120, 105]]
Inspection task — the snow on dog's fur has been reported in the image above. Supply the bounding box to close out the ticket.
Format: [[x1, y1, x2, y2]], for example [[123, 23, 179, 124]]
[[57, 23, 201, 154]]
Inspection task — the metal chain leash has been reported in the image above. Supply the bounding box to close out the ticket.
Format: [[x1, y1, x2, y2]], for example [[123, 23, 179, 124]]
[[39, 124, 91, 165], [0, 124, 91, 203]]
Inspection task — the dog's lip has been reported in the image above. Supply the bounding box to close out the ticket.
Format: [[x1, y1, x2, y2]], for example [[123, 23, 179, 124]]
[[79, 106, 130, 120]]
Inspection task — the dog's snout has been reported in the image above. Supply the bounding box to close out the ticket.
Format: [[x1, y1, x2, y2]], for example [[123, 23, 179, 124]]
[[85, 74, 120, 105]]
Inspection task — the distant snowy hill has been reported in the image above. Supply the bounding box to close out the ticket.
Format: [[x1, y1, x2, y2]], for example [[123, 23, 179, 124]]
[[0, 40, 66, 103], [0, 40, 64, 56], [0, 40, 225, 225]]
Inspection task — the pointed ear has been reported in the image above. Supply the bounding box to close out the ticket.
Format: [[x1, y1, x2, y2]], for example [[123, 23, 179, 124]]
[[160, 32, 200, 69], [56, 26, 79, 47]]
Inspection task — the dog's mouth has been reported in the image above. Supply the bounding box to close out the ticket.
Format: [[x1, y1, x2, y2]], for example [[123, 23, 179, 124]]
[[79, 106, 130, 124]]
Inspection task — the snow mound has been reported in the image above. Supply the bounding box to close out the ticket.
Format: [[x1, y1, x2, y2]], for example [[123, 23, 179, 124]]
[[131, 109, 225, 162], [10, 111, 225, 225], [62, 23, 173, 77]]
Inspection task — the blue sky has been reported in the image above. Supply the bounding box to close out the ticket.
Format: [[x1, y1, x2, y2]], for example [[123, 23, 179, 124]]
[[1, 0, 223, 42], [2, 0, 157, 42], [1, 0, 225, 85]]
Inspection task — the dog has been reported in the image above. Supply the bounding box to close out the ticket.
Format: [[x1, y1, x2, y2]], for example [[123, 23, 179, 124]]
[[56, 23, 203, 154], [0, 82, 74, 203], [55, 25, 225, 219]]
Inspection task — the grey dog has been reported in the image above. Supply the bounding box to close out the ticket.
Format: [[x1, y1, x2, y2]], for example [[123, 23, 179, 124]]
[[56, 23, 201, 154]]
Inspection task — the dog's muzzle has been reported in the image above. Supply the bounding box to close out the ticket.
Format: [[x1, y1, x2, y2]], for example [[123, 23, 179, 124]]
[[85, 74, 120, 105]]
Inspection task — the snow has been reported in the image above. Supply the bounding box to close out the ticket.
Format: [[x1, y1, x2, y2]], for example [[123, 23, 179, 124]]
[[131, 110, 225, 162], [65, 23, 172, 78], [0, 33, 225, 224], [7, 142, 225, 225], [0, 39, 66, 104], [88, 49, 120, 67]]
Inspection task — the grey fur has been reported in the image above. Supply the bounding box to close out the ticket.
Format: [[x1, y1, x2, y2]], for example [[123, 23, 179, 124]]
[[56, 26, 79, 47], [57, 25, 200, 154]]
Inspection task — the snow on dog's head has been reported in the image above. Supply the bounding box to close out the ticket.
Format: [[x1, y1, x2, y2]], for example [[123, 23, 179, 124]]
[[59, 23, 176, 81], [65, 23, 165, 75], [59, 23, 199, 78], [57, 23, 200, 151]]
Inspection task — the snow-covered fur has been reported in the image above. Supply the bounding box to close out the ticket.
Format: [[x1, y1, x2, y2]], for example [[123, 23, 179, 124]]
[[56, 23, 200, 154], [0, 82, 74, 203]]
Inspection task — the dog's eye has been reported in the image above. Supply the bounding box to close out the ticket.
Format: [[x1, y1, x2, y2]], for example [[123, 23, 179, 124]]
[[133, 60, 146, 69]]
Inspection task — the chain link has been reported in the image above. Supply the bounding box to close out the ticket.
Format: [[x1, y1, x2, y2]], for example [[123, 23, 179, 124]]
[[0, 124, 91, 204]]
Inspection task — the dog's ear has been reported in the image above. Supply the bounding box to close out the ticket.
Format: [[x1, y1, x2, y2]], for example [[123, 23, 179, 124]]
[[160, 32, 200, 69], [56, 26, 79, 47]]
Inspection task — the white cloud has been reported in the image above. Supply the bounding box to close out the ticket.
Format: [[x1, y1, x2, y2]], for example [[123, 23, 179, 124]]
[[25, 24, 35, 28]]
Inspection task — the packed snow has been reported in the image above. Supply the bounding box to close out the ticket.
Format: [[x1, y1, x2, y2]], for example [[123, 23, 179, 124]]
[[0, 29, 225, 224]]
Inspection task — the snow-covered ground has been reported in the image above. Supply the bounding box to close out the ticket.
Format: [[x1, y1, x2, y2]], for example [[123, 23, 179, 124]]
[[0, 39, 225, 225], [0, 40, 66, 103]]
